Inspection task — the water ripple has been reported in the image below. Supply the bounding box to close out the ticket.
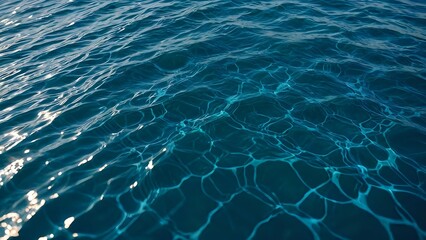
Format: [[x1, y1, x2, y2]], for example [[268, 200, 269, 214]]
[[0, 0, 425, 239]]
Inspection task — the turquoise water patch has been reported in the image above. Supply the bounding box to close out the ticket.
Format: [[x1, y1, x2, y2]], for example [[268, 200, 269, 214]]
[[0, 0, 425, 239]]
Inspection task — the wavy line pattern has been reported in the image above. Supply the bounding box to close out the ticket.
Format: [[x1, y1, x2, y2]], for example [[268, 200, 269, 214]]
[[0, 0, 425, 239]]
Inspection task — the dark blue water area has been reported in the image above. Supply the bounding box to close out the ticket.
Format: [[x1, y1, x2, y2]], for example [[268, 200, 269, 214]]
[[0, 0, 425, 239]]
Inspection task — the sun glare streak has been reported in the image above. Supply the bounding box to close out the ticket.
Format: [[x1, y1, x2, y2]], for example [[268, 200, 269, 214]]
[[1, 130, 28, 153], [0, 190, 45, 239], [0, 159, 24, 186], [64, 217, 75, 229]]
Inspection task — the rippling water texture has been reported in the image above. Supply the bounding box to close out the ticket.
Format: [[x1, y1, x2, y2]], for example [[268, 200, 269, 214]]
[[1, 0, 426, 239]]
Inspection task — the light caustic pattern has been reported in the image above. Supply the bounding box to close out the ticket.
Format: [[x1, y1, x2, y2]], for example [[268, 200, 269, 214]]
[[0, 0, 425, 239]]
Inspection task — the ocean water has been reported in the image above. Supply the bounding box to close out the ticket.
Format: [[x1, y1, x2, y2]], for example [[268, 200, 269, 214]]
[[0, 0, 425, 239]]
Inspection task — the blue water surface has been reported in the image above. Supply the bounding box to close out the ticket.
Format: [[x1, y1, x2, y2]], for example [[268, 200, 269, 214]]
[[0, 0, 425, 239]]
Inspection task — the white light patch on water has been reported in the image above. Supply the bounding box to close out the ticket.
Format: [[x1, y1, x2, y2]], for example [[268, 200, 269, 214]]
[[78, 159, 87, 166], [0, 190, 46, 238], [2, 107, 14, 113], [25, 191, 45, 220], [64, 217, 75, 229], [78, 155, 93, 166], [144, 147, 167, 171], [37, 233, 54, 240], [49, 193, 59, 199], [1, 19, 17, 26], [130, 181, 138, 189], [37, 110, 61, 124], [0, 213, 20, 239], [98, 164, 108, 172], [72, 131, 81, 140], [44, 74, 53, 79], [2, 130, 28, 152], [0, 159, 24, 186], [27, 191, 37, 202], [4, 226, 19, 238], [145, 160, 154, 170]]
